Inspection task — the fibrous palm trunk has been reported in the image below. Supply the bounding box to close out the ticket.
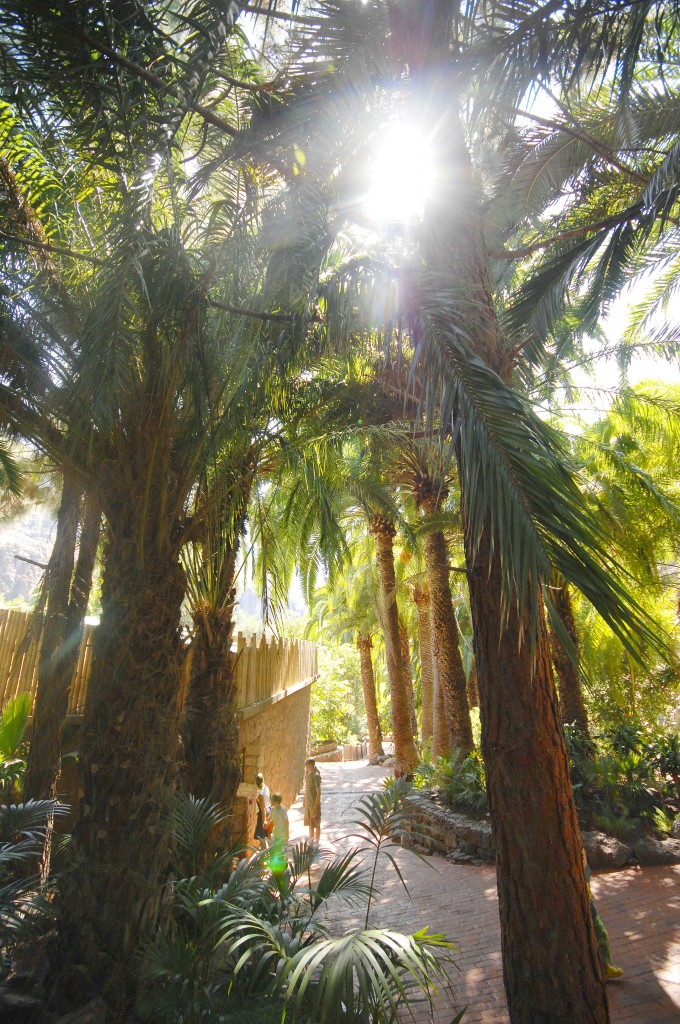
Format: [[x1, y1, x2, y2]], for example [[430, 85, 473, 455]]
[[431, 654, 449, 759], [357, 633, 384, 759], [182, 463, 254, 816], [413, 584, 434, 749], [399, 620, 419, 740], [422, 507, 473, 754], [183, 598, 240, 813], [550, 582, 592, 741], [55, 471, 187, 1016], [467, 657, 479, 709], [424, 85, 608, 1021], [24, 480, 101, 801], [369, 515, 419, 776]]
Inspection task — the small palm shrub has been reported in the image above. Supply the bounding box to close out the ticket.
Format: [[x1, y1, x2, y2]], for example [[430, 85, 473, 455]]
[[138, 788, 461, 1024], [418, 751, 488, 818], [565, 721, 679, 838], [0, 693, 31, 801], [0, 799, 67, 979]]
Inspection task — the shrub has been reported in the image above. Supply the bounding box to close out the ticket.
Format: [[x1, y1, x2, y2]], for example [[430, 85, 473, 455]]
[[138, 788, 460, 1024]]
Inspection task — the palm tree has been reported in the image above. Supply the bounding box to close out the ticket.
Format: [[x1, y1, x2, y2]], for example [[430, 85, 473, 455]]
[[236, 4, 680, 1020], [0, 3, 329, 1013], [411, 581, 434, 749], [23, 478, 101, 801], [549, 580, 593, 739], [356, 632, 385, 759], [397, 444, 473, 753], [368, 512, 420, 775]]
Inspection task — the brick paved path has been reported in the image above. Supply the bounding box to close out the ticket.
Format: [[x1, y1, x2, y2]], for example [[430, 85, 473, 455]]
[[288, 761, 680, 1024]]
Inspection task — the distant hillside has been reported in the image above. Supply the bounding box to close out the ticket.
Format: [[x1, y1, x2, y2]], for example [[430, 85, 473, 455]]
[[0, 505, 56, 604]]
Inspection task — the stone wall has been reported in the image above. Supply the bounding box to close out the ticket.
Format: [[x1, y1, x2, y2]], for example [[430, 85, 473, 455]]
[[404, 791, 494, 864], [232, 682, 313, 845], [404, 791, 680, 869]]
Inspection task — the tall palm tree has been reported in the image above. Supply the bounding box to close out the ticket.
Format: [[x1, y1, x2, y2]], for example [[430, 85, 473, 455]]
[[369, 512, 420, 774], [397, 444, 473, 753], [411, 581, 434, 749], [236, 4, 680, 1020], [0, 2, 329, 1013]]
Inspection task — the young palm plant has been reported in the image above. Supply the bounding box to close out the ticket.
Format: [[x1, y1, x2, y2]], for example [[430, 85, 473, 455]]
[[139, 786, 459, 1024]]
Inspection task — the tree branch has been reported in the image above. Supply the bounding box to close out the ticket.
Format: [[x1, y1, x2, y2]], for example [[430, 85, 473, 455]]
[[81, 31, 239, 138]]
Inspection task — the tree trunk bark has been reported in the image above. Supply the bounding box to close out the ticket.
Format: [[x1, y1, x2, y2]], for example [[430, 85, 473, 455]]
[[550, 582, 592, 740], [422, 86, 609, 1021], [413, 584, 434, 749], [24, 480, 100, 801], [357, 633, 384, 759], [370, 515, 419, 776], [183, 601, 241, 813], [431, 653, 450, 759], [466, 533, 607, 1023], [399, 620, 419, 740], [55, 517, 186, 1016], [422, 515, 474, 754], [467, 657, 479, 709]]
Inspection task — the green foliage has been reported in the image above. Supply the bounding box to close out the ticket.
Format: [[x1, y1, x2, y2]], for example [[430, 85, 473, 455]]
[[565, 722, 680, 837], [311, 644, 366, 746], [415, 751, 488, 819], [0, 799, 67, 978], [0, 693, 30, 801], [138, 788, 458, 1024]]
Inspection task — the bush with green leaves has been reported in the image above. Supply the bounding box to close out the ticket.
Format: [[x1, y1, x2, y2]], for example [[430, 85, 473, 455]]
[[0, 692, 31, 802], [564, 722, 679, 838], [310, 644, 367, 747], [413, 751, 488, 818], [0, 799, 67, 979], [138, 783, 462, 1024]]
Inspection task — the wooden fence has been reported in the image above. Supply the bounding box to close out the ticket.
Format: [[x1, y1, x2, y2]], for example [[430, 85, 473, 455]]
[[0, 608, 317, 716]]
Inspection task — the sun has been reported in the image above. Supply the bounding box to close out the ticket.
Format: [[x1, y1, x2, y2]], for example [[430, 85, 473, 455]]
[[363, 121, 436, 225]]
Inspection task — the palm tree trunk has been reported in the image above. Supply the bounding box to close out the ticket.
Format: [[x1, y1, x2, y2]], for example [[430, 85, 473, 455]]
[[467, 657, 479, 709], [550, 582, 592, 740], [183, 599, 241, 812], [423, 83, 608, 1021], [422, 517, 474, 754], [431, 656, 450, 759], [356, 633, 384, 759], [369, 515, 419, 776], [413, 584, 434, 749], [465, 531, 606, 1022], [24, 479, 100, 801], [56, 511, 186, 1015], [399, 620, 419, 740]]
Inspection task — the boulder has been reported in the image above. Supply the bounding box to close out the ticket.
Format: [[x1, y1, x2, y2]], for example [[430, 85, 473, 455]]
[[581, 831, 632, 869], [631, 835, 680, 866], [671, 813, 680, 840]]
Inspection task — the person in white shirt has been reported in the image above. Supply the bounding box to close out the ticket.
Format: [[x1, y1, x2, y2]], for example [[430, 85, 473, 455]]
[[269, 792, 289, 845]]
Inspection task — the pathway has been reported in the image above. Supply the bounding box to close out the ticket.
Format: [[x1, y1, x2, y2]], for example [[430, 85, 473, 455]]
[[288, 760, 680, 1024]]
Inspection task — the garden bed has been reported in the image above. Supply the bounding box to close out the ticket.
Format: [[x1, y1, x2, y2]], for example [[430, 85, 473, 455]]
[[404, 790, 680, 868]]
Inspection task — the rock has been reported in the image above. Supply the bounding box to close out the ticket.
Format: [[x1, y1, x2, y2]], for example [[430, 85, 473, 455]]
[[581, 831, 632, 869], [447, 850, 475, 864], [671, 813, 680, 840], [632, 836, 680, 866]]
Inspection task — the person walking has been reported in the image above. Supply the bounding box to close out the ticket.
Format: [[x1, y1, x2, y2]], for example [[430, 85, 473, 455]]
[[303, 756, 321, 843]]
